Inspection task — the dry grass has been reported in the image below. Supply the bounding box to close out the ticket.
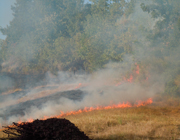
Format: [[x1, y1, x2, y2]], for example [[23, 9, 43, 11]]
[[66, 96, 180, 140], [65, 106, 180, 140], [1, 96, 180, 140]]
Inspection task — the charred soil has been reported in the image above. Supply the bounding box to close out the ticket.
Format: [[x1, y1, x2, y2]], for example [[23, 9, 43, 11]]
[[2, 118, 91, 140]]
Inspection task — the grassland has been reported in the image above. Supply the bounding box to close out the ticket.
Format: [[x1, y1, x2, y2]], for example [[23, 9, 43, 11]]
[[1, 96, 180, 140]]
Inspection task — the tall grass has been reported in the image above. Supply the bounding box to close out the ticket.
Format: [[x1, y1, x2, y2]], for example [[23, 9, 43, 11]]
[[1, 96, 180, 140]]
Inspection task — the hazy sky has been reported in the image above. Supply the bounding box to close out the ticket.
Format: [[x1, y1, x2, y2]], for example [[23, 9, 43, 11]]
[[0, 0, 16, 39], [0, 0, 89, 40]]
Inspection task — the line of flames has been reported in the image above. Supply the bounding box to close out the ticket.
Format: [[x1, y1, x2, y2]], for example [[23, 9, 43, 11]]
[[0, 64, 151, 130], [1, 98, 153, 130], [45, 98, 153, 119]]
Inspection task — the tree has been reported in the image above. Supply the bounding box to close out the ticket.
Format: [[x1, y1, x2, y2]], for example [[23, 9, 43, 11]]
[[0, 0, 136, 75], [0, 0, 86, 74], [141, 0, 180, 96]]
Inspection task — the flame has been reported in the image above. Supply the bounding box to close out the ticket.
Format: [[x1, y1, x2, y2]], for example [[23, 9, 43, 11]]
[[126, 75, 133, 82], [1, 64, 140, 108], [136, 65, 139, 74], [115, 64, 142, 86], [0, 63, 153, 131], [135, 98, 153, 107], [116, 74, 133, 86], [53, 98, 153, 118], [75, 83, 82, 89], [1, 98, 153, 130]]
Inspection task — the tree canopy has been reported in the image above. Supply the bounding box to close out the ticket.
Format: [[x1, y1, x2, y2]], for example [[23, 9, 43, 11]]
[[0, 0, 135, 74], [0, 0, 180, 96]]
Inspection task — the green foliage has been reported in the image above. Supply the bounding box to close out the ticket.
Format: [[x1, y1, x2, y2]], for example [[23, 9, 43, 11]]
[[140, 0, 180, 96], [1, 0, 180, 97], [0, 0, 136, 74], [165, 80, 179, 96]]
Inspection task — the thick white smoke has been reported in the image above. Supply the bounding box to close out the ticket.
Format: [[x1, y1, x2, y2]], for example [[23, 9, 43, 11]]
[[0, 58, 164, 127], [0, 0, 168, 127]]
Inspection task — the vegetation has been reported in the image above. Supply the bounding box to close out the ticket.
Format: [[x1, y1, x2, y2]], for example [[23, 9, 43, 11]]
[[0, 0, 180, 95], [1, 96, 180, 140], [0, 0, 135, 74], [140, 0, 180, 96], [1, 1, 180, 139], [68, 99, 180, 140]]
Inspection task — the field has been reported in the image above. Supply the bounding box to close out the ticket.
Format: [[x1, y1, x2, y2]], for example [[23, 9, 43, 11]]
[[1, 96, 180, 140]]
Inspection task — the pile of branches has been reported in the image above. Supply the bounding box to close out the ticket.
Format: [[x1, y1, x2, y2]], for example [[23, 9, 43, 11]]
[[2, 118, 91, 140]]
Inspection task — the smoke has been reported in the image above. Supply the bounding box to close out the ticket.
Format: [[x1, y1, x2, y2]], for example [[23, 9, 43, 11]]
[[0, 0, 179, 127], [0, 75, 14, 92], [0, 58, 163, 127]]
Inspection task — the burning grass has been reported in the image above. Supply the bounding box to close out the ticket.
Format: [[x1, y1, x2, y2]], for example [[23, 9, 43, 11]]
[[1, 96, 180, 140], [65, 105, 180, 140]]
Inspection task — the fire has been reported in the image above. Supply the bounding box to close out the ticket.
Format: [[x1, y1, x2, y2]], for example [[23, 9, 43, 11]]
[[0, 63, 153, 130], [1, 98, 152, 130], [134, 98, 153, 107], [124, 74, 133, 83], [54, 98, 153, 118], [1, 64, 140, 108], [75, 83, 82, 89], [136, 64, 139, 74], [115, 64, 140, 86], [115, 74, 133, 86]]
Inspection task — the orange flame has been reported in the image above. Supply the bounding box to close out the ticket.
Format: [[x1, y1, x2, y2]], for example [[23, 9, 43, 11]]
[[0, 63, 152, 130], [136, 65, 139, 74], [53, 98, 153, 118], [75, 83, 82, 89], [1, 98, 153, 130], [126, 75, 133, 82]]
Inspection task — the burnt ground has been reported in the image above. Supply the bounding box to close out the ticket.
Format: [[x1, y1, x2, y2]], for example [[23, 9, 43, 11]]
[[0, 86, 59, 102], [0, 89, 87, 120], [3, 118, 91, 140]]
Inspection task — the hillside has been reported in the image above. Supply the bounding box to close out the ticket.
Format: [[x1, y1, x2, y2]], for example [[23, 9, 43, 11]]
[[1, 97, 180, 140]]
